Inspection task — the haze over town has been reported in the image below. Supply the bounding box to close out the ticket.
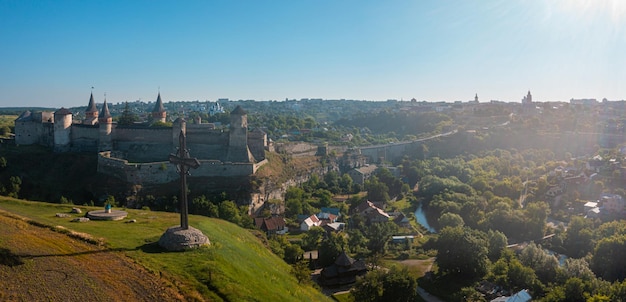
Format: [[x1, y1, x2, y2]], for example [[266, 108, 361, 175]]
[[2, 0, 626, 107]]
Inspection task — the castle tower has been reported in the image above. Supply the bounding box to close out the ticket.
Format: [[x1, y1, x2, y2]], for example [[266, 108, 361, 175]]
[[84, 93, 99, 125], [53, 108, 72, 152], [98, 100, 113, 151], [474, 93, 479, 103], [151, 93, 167, 123], [227, 106, 254, 163]]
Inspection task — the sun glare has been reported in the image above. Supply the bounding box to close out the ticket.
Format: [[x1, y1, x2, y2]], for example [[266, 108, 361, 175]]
[[558, 0, 626, 23]]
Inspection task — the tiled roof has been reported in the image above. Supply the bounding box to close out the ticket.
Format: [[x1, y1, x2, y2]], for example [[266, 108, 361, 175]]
[[55, 108, 72, 115], [99, 101, 111, 118], [152, 93, 165, 113], [255, 216, 286, 231], [16, 110, 32, 121], [86, 93, 98, 112], [334, 251, 355, 267]]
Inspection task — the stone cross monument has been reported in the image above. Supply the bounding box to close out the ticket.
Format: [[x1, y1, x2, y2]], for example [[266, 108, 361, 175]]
[[158, 126, 209, 251], [168, 129, 200, 230]]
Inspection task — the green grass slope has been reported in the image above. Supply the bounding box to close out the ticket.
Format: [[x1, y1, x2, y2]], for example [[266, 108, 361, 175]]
[[0, 198, 330, 302]]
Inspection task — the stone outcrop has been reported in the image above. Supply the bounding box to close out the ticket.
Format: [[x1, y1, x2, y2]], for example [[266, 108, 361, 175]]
[[158, 226, 210, 252]]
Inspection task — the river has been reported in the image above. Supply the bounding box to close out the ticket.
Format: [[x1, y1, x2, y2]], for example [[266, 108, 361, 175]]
[[414, 203, 436, 233]]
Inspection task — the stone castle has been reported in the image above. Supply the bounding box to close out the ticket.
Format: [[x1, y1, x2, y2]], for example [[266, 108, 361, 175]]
[[15, 93, 269, 184]]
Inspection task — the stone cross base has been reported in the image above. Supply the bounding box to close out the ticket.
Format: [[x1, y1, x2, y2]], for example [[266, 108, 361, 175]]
[[158, 226, 210, 252]]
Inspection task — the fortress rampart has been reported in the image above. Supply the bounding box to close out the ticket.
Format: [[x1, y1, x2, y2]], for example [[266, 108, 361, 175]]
[[15, 94, 268, 185], [98, 151, 267, 184]]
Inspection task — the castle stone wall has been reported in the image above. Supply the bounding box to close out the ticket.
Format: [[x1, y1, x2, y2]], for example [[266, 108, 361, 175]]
[[71, 124, 99, 152], [275, 142, 318, 157], [186, 130, 229, 145], [113, 127, 172, 143], [98, 152, 263, 184], [360, 141, 423, 164], [187, 144, 228, 161], [247, 131, 267, 161], [115, 142, 173, 163], [15, 121, 50, 146]]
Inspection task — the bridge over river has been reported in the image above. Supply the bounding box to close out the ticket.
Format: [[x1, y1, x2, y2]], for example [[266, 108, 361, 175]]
[[358, 130, 457, 163]]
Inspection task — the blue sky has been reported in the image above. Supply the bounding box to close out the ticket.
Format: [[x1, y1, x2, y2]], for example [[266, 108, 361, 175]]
[[1, 0, 625, 108]]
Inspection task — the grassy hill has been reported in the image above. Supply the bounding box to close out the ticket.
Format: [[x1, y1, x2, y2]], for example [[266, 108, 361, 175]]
[[0, 197, 330, 301]]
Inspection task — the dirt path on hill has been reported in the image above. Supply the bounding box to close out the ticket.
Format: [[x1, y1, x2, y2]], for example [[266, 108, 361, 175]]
[[0, 213, 185, 302]]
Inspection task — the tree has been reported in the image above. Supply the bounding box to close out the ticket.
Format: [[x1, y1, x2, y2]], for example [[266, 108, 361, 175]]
[[318, 232, 345, 267], [339, 173, 353, 194], [105, 194, 116, 207], [506, 259, 540, 293], [524, 201, 550, 240], [291, 260, 311, 284], [564, 277, 586, 302], [191, 195, 219, 217], [59, 196, 73, 204], [435, 226, 488, 278], [300, 226, 325, 251], [324, 171, 340, 194], [591, 234, 626, 281], [347, 229, 369, 256], [518, 242, 559, 283], [238, 205, 254, 229], [487, 230, 508, 261], [117, 102, 138, 125], [284, 243, 304, 264], [8, 176, 21, 198], [376, 168, 404, 197], [312, 189, 332, 208], [351, 267, 417, 302], [365, 222, 398, 256], [438, 212, 465, 229], [218, 200, 241, 225], [285, 198, 303, 219], [268, 237, 285, 259], [457, 287, 487, 302], [366, 176, 390, 202], [0, 125, 11, 137], [562, 258, 595, 282], [564, 216, 595, 258]]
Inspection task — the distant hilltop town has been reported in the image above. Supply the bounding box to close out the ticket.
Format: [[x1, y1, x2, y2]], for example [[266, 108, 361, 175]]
[[14, 93, 269, 184]]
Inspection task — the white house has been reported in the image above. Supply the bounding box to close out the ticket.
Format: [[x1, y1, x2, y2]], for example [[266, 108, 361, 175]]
[[300, 214, 320, 231]]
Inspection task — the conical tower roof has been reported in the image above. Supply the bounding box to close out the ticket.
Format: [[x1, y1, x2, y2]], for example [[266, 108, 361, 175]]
[[86, 93, 98, 113], [230, 105, 246, 115], [152, 93, 165, 113], [334, 251, 355, 267], [99, 100, 111, 118], [55, 107, 72, 115]]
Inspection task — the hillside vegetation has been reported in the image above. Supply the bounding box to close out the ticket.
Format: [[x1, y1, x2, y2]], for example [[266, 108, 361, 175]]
[[0, 197, 330, 301]]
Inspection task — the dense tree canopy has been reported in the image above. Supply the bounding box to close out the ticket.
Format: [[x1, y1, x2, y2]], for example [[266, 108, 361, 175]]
[[435, 226, 489, 278], [351, 267, 418, 302]]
